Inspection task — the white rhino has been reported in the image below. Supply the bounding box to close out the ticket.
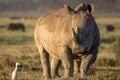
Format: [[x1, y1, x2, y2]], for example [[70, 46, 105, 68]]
[[34, 3, 100, 80]]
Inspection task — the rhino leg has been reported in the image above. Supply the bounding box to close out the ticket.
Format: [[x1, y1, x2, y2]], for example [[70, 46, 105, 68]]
[[59, 46, 74, 77], [80, 51, 98, 79], [51, 57, 61, 78], [74, 60, 80, 74], [38, 46, 51, 80]]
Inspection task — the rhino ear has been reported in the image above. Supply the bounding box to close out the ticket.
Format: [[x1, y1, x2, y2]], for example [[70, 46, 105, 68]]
[[64, 4, 76, 15], [74, 3, 84, 11], [87, 3, 95, 14]]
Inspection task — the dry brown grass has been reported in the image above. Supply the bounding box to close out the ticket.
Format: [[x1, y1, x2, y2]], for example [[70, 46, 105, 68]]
[[0, 17, 120, 80]]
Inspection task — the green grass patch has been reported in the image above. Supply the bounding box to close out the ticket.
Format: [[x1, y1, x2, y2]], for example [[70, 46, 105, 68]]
[[0, 34, 34, 44], [101, 35, 120, 44]]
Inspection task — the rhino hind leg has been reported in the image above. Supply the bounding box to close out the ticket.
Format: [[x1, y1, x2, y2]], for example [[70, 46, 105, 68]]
[[59, 46, 74, 78], [51, 57, 61, 78], [38, 46, 51, 80]]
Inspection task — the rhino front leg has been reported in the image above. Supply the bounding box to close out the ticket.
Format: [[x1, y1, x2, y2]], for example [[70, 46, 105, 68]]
[[74, 60, 80, 74], [80, 53, 97, 79], [51, 57, 61, 78], [38, 46, 51, 80], [59, 46, 74, 78]]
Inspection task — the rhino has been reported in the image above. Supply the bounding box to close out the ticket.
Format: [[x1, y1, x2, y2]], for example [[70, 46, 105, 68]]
[[7, 23, 25, 32], [34, 3, 100, 79]]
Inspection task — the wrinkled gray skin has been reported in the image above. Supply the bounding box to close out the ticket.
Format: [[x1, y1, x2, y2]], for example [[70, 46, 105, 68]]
[[34, 3, 100, 80]]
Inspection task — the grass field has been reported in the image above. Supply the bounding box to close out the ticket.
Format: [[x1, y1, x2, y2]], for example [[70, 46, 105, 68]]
[[0, 17, 120, 80]]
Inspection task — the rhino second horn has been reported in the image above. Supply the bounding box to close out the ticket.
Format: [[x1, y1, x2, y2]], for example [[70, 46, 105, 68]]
[[72, 28, 78, 43]]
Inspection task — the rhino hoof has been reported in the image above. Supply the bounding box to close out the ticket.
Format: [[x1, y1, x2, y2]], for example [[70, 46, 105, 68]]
[[74, 71, 79, 75], [81, 74, 87, 80], [52, 74, 61, 78], [41, 75, 52, 80], [79, 78, 87, 80]]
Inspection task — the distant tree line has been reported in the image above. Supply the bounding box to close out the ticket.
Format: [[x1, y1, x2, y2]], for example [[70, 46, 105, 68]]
[[0, 0, 119, 14]]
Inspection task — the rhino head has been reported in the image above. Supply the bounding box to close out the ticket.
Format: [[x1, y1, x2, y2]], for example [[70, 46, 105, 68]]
[[64, 3, 95, 54]]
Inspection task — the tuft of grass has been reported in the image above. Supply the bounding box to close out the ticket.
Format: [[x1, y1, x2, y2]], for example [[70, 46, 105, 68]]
[[0, 55, 15, 68], [95, 58, 116, 67]]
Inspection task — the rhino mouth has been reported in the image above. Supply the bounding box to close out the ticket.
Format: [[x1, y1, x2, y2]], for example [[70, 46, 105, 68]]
[[72, 44, 89, 54]]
